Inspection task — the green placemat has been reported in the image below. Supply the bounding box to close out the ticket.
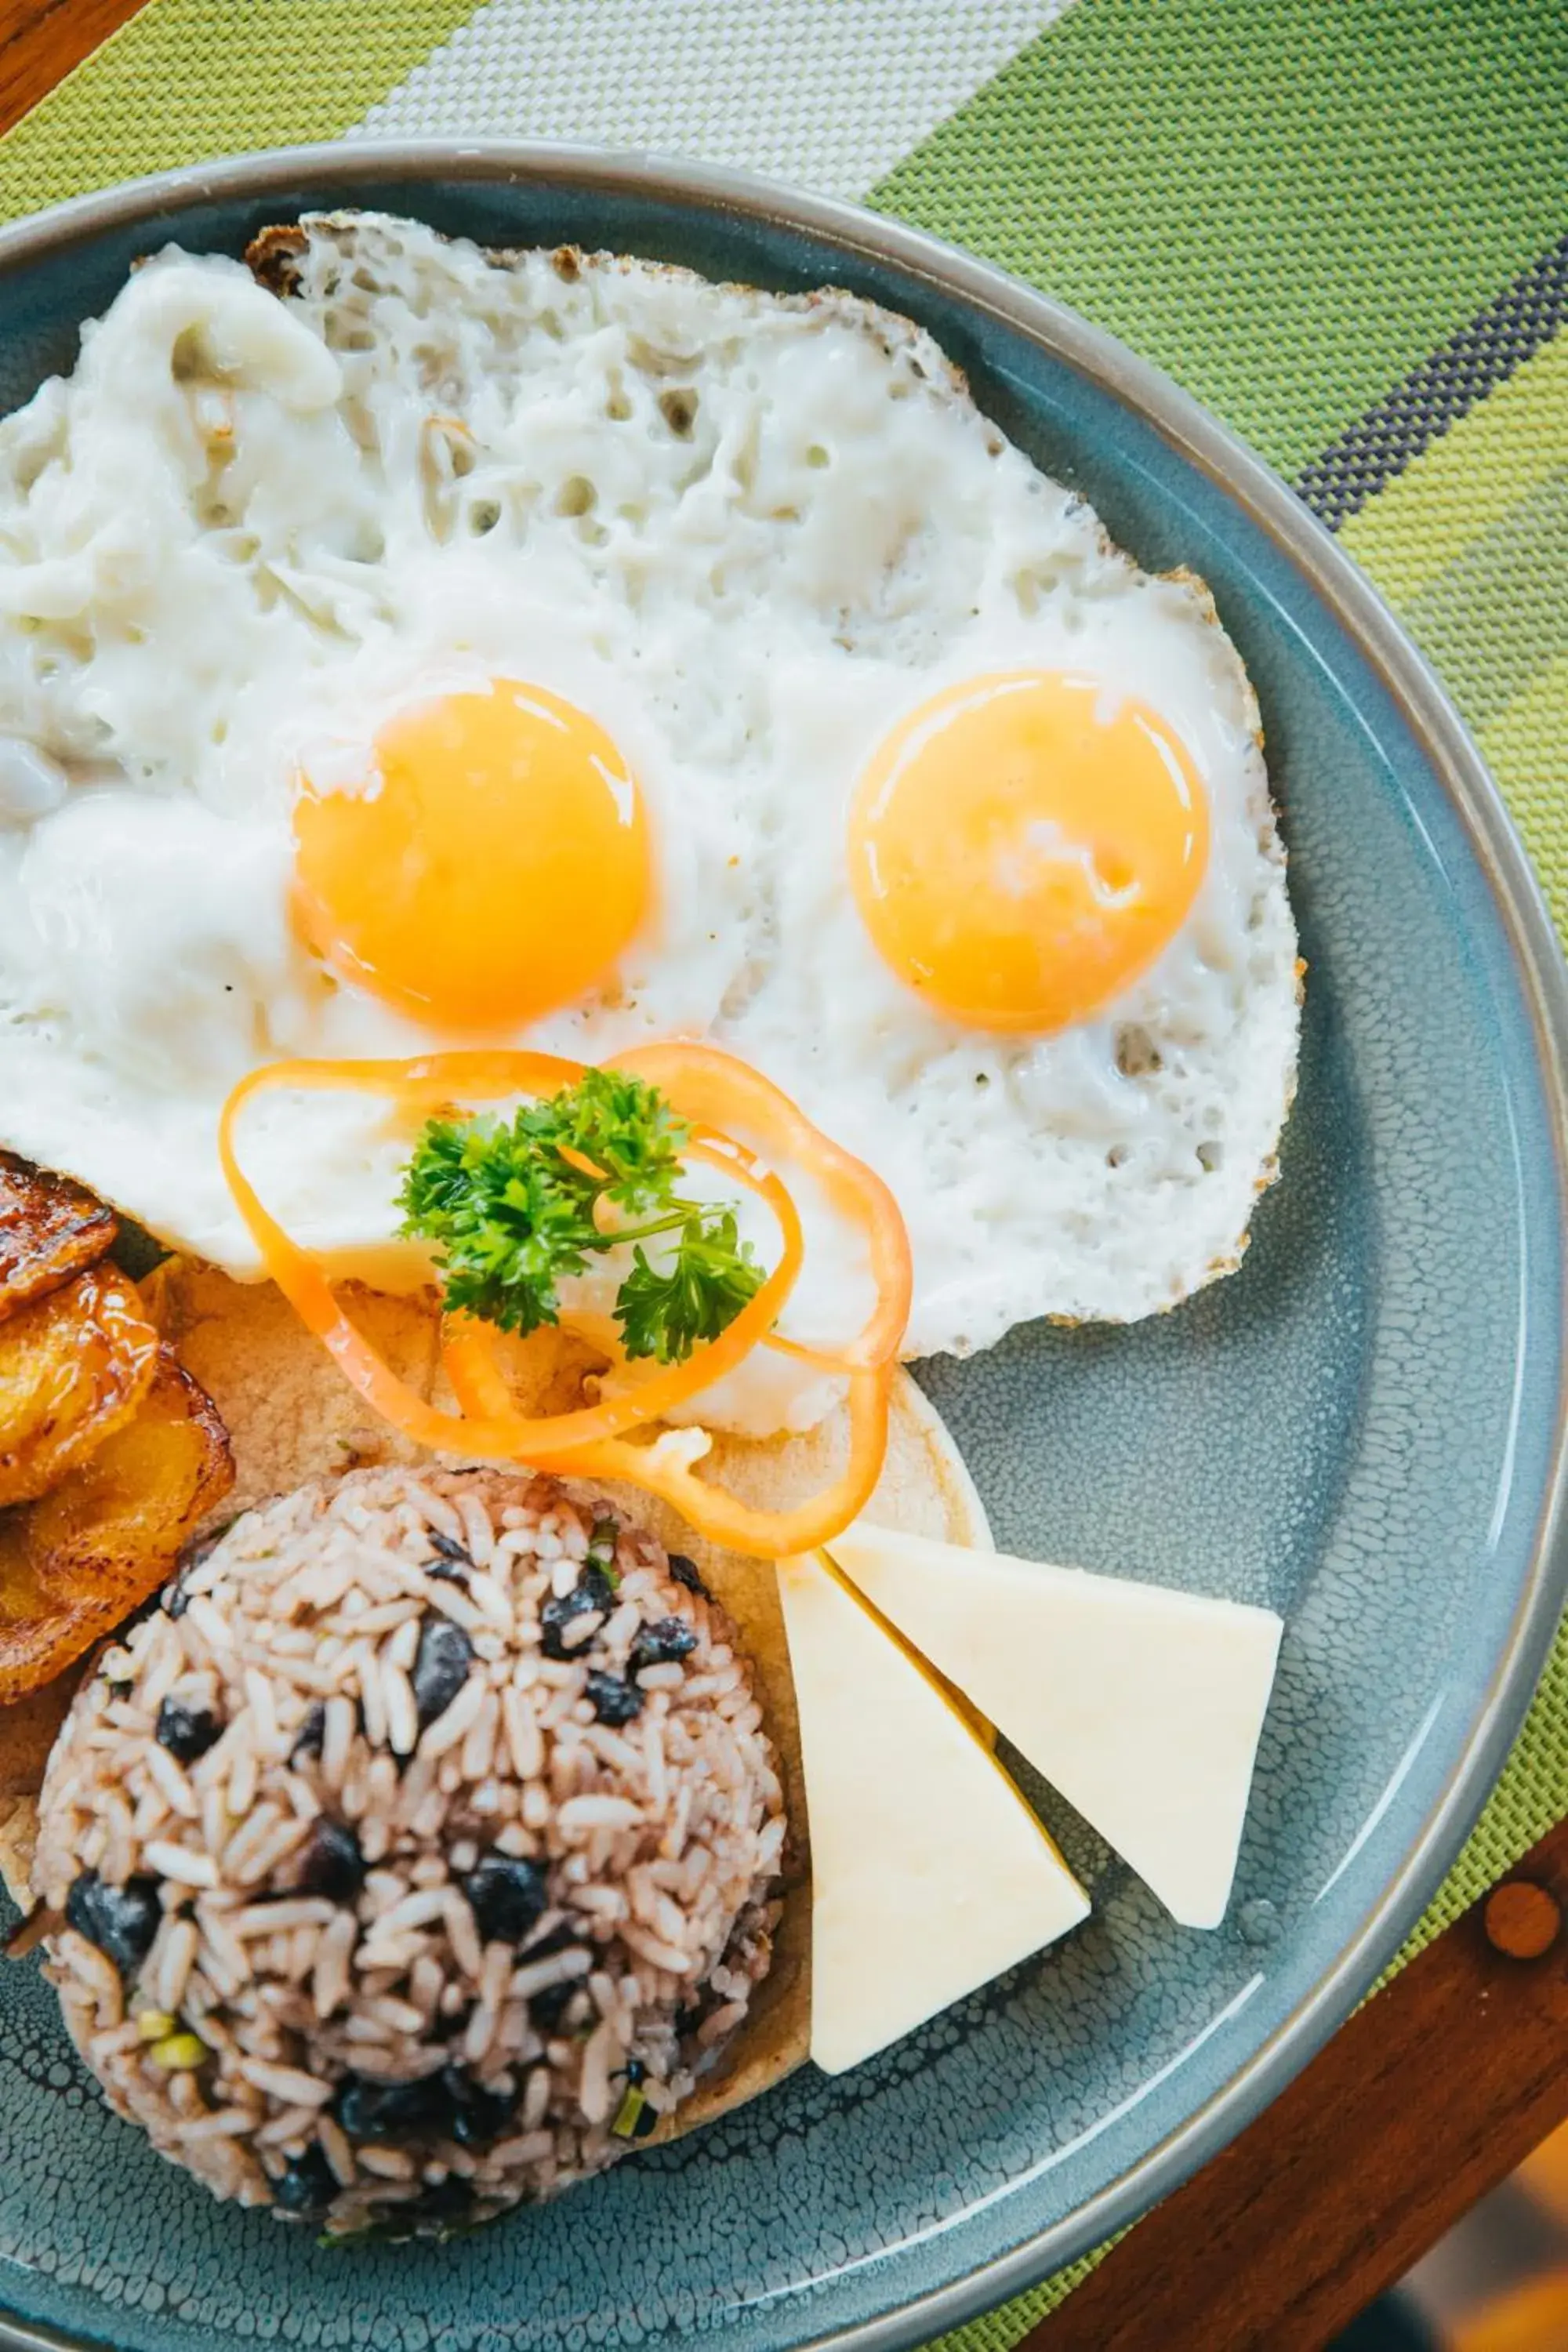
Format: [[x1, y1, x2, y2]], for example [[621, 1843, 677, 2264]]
[[2, 2, 1566, 2341]]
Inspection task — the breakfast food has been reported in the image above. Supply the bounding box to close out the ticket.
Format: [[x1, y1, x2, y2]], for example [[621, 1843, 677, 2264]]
[[0, 1149, 118, 1316], [0, 1353, 233, 1700], [0, 207, 1299, 2233], [822, 1525, 1283, 1931], [17, 1326, 995, 2222], [0, 210, 1299, 1445], [777, 1545, 1088, 2076], [34, 1467, 783, 2229], [0, 1154, 233, 1704]]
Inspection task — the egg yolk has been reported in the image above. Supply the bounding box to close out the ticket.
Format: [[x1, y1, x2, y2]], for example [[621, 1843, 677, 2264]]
[[849, 670, 1209, 1033], [292, 680, 651, 1029]]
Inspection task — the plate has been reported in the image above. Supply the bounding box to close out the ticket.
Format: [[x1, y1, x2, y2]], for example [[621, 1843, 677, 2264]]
[[2, 143, 1566, 2352]]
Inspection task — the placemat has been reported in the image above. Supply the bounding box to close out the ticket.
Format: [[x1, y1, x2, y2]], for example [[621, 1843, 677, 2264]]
[[1, 2, 1565, 2343]]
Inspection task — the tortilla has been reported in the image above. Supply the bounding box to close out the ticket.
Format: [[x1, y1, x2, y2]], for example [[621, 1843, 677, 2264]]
[[0, 1669, 79, 1802], [4, 1265, 988, 2126], [641, 1372, 991, 2137]]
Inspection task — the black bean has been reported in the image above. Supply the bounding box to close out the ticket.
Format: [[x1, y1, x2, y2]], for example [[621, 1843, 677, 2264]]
[[154, 1699, 223, 1765], [585, 1670, 644, 1726], [528, 1980, 580, 2034], [463, 1856, 548, 1946], [411, 1617, 473, 1726], [296, 1820, 365, 1904], [441, 2065, 515, 2148], [335, 2071, 459, 2142], [538, 1592, 591, 1661], [666, 1554, 710, 1601], [64, 1871, 162, 1980], [272, 2143, 338, 2216], [426, 1533, 472, 1583], [539, 1563, 615, 1661], [629, 1617, 698, 1675], [408, 2176, 475, 2230], [291, 1703, 326, 1763], [334, 2069, 515, 2158]]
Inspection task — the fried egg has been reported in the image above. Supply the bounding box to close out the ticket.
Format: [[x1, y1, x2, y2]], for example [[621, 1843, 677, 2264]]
[[0, 213, 1298, 1433]]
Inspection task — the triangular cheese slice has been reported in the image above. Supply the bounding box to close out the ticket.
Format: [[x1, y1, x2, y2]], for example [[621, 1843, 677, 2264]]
[[825, 1524, 1283, 1931], [776, 1548, 1089, 2076]]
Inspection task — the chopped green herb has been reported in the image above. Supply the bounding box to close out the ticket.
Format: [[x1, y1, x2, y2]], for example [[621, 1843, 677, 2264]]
[[398, 1068, 763, 1366], [610, 2082, 657, 2140], [587, 1515, 621, 1585], [617, 1210, 762, 1365]]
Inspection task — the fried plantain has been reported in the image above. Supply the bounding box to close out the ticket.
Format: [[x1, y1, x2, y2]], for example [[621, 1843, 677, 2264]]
[[0, 1353, 233, 1704], [0, 1152, 117, 1324], [0, 1265, 161, 1509]]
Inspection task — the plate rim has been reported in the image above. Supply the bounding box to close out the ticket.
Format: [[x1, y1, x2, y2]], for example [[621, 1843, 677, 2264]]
[[1, 136, 1566, 2352]]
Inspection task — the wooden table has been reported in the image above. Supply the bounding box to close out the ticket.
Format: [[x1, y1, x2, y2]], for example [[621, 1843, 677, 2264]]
[[1037, 1818, 1568, 2351], [5, 3, 1568, 2343]]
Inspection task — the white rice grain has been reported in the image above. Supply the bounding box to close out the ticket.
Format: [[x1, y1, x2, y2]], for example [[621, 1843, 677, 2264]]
[[466, 1570, 513, 1632], [321, 1695, 356, 1788], [157, 1918, 201, 2016], [256, 2103, 322, 2147], [557, 1795, 642, 1835], [578, 2018, 619, 2125], [143, 1744, 200, 1820], [227, 1737, 259, 1821], [457, 1493, 496, 1567], [490, 2128, 554, 2169], [231, 1899, 337, 1939], [356, 1646, 388, 1750], [419, 1675, 485, 1760], [459, 1689, 499, 1784], [311, 1911, 359, 2020], [509, 1946, 593, 2001], [179, 2109, 259, 2143], [386, 1616, 421, 1672], [319, 2114, 358, 2186], [383, 1664, 419, 1758], [243, 1667, 281, 1756], [620, 1925, 696, 1977], [183, 1595, 235, 1658], [238, 2058, 332, 2109], [144, 1839, 220, 1890]]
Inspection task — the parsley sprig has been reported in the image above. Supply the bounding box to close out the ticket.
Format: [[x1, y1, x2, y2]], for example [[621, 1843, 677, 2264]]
[[397, 1068, 764, 1365]]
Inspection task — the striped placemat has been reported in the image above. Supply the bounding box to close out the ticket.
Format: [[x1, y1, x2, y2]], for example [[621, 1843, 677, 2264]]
[[2, 2, 1566, 2342]]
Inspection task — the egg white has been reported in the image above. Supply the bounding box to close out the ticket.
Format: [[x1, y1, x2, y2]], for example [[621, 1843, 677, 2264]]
[[0, 213, 1298, 1432]]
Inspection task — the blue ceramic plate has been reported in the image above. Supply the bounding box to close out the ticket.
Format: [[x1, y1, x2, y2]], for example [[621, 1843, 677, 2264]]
[[2, 146, 1566, 2352]]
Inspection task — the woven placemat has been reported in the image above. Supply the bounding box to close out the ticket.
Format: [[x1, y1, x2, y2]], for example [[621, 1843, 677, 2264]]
[[1, 2, 1566, 2343]]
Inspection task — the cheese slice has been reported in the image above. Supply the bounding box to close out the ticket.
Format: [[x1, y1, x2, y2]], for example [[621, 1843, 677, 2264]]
[[825, 1524, 1283, 1931], [776, 1548, 1089, 2076]]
